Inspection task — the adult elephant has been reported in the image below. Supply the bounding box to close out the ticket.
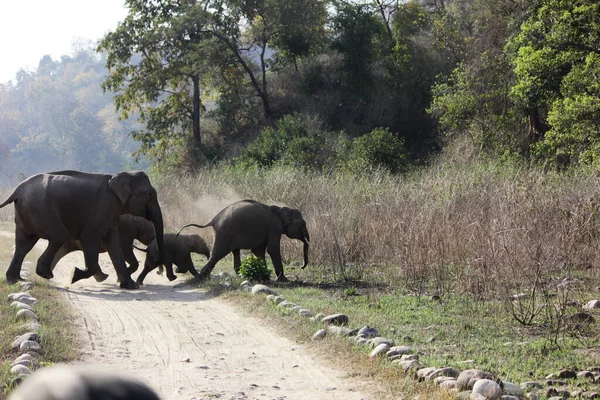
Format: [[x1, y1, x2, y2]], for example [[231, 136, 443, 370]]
[[49, 214, 156, 279], [178, 199, 309, 281], [0, 170, 164, 289]]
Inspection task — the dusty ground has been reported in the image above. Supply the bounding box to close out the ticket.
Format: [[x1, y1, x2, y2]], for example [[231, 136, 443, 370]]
[[5, 230, 371, 400]]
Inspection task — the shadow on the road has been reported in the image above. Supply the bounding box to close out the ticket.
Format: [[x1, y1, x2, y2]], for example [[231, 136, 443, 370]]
[[49, 279, 230, 303]]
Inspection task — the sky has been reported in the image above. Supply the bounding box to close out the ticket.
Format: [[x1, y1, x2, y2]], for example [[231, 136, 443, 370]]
[[0, 0, 128, 84]]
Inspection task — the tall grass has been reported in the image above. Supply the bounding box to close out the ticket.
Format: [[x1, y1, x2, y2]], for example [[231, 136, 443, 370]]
[[154, 144, 600, 300]]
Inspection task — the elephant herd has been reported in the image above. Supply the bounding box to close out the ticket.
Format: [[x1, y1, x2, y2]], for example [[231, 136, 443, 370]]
[[0, 170, 310, 289]]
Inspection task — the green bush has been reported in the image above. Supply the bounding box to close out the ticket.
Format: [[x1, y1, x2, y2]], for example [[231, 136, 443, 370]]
[[239, 113, 343, 170], [344, 127, 407, 173], [238, 255, 272, 282]]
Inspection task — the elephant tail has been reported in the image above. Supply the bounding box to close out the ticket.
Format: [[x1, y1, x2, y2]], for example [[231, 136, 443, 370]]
[[0, 190, 18, 209], [132, 244, 148, 253], [175, 223, 212, 237]]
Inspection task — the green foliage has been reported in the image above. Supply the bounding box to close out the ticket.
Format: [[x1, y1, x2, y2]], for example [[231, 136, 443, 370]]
[[344, 128, 407, 174], [239, 113, 342, 170], [534, 52, 600, 166], [330, 1, 385, 99], [238, 255, 272, 282], [507, 0, 600, 166]]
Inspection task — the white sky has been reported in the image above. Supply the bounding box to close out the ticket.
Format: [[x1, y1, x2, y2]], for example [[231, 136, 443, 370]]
[[0, 0, 128, 84]]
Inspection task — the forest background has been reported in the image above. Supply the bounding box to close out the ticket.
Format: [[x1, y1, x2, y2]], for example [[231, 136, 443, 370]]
[[2, 0, 598, 183]]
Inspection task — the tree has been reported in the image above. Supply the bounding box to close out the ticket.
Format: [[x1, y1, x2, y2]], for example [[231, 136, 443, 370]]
[[206, 0, 327, 119], [507, 0, 600, 165], [98, 0, 214, 165]]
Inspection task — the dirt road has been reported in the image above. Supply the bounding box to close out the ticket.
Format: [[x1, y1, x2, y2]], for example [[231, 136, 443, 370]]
[[18, 239, 370, 400]]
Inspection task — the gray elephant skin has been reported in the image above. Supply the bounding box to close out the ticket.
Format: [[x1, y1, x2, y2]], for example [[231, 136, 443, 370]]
[[0, 170, 165, 289], [50, 214, 156, 279], [8, 363, 160, 400], [135, 233, 210, 284], [178, 199, 310, 281]]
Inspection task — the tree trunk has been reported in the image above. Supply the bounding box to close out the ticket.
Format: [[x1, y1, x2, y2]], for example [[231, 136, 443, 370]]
[[192, 74, 202, 149]]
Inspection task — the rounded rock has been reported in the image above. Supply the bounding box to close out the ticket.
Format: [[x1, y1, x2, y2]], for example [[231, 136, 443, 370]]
[[20, 321, 42, 332], [386, 345, 412, 357], [472, 379, 503, 400], [312, 329, 326, 340], [369, 343, 390, 358], [12, 332, 39, 350], [10, 364, 32, 376], [457, 369, 497, 391], [426, 367, 460, 381], [357, 326, 379, 338], [298, 309, 312, 317], [440, 379, 457, 390], [584, 300, 600, 310], [16, 309, 38, 321], [321, 313, 349, 326], [19, 340, 41, 352], [8, 292, 31, 301], [251, 284, 276, 296], [11, 302, 32, 311], [502, 382, 524, 397], [277, 300, 296, 308], [11, 359, 31, 368], [18, 296, 38, 305]]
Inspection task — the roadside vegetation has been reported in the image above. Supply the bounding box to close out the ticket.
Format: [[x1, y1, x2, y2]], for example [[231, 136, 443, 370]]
[[157, 139, 600, 395], [0, 229, 78, 399]]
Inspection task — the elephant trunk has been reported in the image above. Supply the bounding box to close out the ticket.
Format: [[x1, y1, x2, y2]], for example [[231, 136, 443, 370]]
[[301, 239, 309, 270], [148, 204, 165, 264]]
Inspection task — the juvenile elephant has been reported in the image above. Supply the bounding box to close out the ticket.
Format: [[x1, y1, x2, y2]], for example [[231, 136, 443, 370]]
[[178, 199, 310, 281], [0, 170, 165, 289], [49, 214, 156, 278], [135, 233, 210, 284]]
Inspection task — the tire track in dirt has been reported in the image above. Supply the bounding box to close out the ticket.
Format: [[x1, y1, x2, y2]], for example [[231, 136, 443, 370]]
[[31, 246, 372, 400]]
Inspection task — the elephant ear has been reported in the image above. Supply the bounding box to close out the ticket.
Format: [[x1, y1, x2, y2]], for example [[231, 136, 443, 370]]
[[109, 172, 133, 205], [184, 235, 196, 250], [271, 206, 292, 229]]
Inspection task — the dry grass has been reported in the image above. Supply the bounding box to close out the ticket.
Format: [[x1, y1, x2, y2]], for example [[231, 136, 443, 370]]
[[153, 143, 600, 300]]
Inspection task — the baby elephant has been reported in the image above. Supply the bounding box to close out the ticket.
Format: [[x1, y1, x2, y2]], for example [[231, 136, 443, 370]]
[[135, 233, 210, 284], [8, 363, 160, 400]]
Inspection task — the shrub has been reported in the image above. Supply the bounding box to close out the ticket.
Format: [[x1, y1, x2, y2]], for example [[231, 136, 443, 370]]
[[239, 113, 343, 170], [238, 255, 272, 282], [344, 127, 407, 173]]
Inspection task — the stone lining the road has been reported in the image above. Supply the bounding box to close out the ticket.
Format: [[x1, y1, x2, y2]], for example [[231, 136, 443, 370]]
[[7, 278, 43, 383], [253, 282, 600, 400]]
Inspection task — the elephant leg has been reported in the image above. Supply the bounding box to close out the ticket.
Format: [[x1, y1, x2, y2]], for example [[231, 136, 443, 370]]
[[164, 261, 177, 281], [135, 258, 156, 285], [72, 239, 106, 284], [267, 240, 287, 282], [50, 242, 79, 273], [198, 240, 230, 280], [232, 249, 241, 274], [36, 240, 66, 280], [179, 255, 199, 278], [104, 228, 138, 290], [6, 229, 39, 284], [251, 246, 266, 259], [123, 245, 139, 274]]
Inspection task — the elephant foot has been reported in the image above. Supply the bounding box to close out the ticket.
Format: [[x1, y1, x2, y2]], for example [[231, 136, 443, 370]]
[[35, 266, 54, 280], [167, 274, 177, 282], [119, 278, 140, 290], [93, 271, 109, 283], [71, 267, 89, 284], [276, 274, 288, 282], [6, 274, 24, 284]]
